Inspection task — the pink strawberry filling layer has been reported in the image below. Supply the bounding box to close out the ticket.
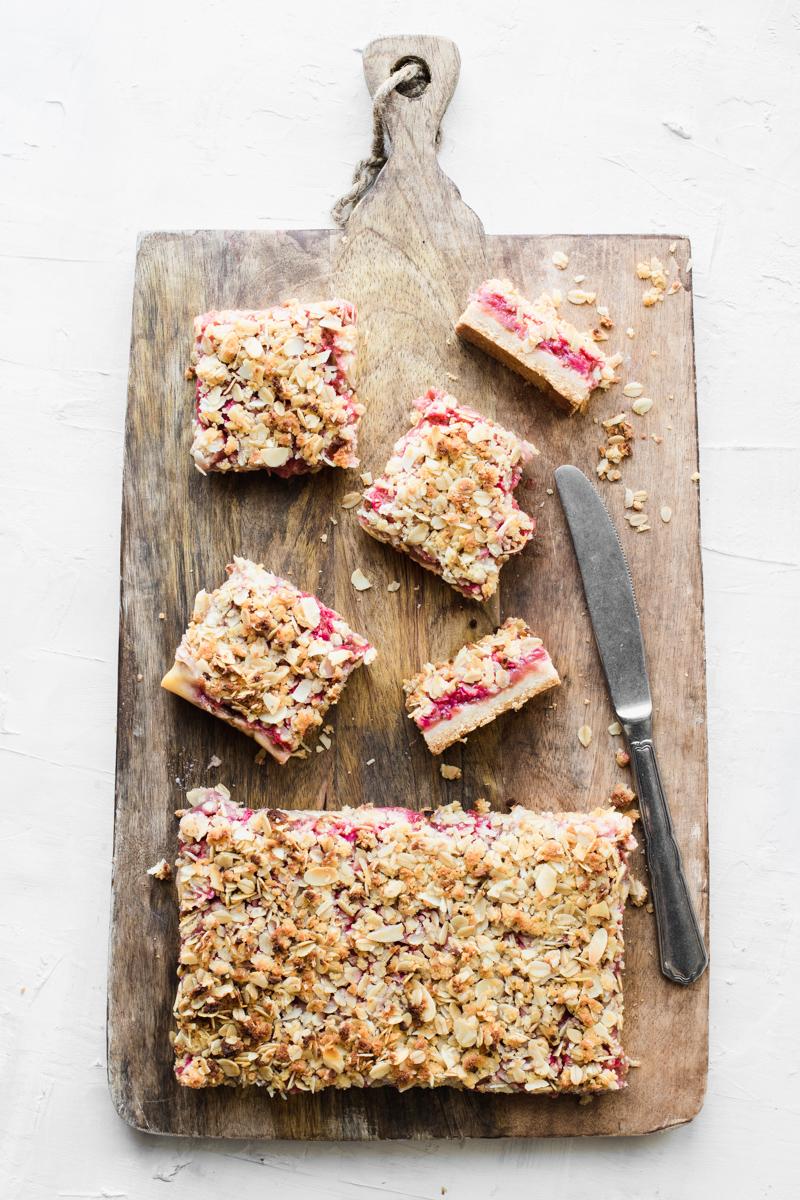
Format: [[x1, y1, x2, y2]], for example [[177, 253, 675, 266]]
[[416, 647, 550, 729], [474, 287, 601, 380]]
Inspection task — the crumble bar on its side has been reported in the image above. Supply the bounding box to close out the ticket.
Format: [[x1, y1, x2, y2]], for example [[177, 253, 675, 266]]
[[358, 389, 536, 601], [161, 558, 375, 762], [189, 299, 362, 474], [456, 279, 621, 413], [404, 618, 560, 754], [172, 787, 635, 1095]]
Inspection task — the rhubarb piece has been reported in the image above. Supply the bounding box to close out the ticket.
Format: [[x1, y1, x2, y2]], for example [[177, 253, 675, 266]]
[[358, 389, 536, 601], [161, 558, 375, 762], [456, 279, 621, 414], [189, 299, 362, 474], [404, 618, 560, 754], [173, 786, 636, 1094]]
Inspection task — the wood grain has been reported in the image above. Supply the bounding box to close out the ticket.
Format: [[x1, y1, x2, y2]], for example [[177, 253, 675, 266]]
[[109, 35, 708, 1138]]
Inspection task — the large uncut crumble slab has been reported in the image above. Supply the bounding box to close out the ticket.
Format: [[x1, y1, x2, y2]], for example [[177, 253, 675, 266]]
[[161, 558, 375, 762], [358, 389, 536, 600], [172, 788, 636, 1095], [456, 280, 621, 414], [189, 299, 362, 474], [404, 618, 561, 754]]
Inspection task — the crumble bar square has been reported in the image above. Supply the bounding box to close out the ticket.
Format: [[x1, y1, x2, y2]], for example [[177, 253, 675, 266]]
[[161, 558, 375, 762], [172, 788, 635, 1095], [189, 299, 362, 474], [404, 617, 560, 754], [358, 389, 536, 600], [456, 279, 621, 414]]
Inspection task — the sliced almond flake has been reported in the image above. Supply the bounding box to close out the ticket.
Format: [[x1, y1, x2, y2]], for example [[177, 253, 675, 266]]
[[551, 250, 569, 269], [387, 580, 401, 592], [623, 381, 644, 398], [623, 489, 634, 510], [341, 491, 361, 509], [360, 472, 373, 487], [567, 289, 596, 305], [573, 274, 586, 283], [608, 721, 622, 736], [440, 764, 462, 780], [660, 506, 673, 523], [577, 724, 593, 748], [625, 512, 649, 528], [350, 568, 372, 591], [632, 396, 653, 416]]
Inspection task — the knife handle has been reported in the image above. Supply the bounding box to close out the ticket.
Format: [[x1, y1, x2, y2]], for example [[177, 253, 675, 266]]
[[626, 730, 708, 985]]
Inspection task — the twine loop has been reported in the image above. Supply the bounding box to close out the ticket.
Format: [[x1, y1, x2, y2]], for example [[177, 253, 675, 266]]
[[332, 59, 438, 226]]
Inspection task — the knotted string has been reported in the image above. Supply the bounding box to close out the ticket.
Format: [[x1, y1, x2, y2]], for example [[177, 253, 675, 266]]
[[331, 59, 439, 226]]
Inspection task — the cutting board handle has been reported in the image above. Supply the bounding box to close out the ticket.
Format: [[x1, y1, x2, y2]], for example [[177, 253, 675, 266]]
[[362, 35, 460, 162]]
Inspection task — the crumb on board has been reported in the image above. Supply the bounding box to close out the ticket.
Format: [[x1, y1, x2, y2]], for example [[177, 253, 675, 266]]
[[147, 858, 172, 880], [440, 764, 462, 780], [577, 724, 592, 748], [610, 783, 636, 808]]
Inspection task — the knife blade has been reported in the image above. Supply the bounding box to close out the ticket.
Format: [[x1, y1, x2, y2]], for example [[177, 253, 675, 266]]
[[555, 464, 708, 986]]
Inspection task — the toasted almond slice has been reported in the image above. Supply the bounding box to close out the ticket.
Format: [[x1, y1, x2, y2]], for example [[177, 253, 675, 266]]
[[351, 568, 372, 591]]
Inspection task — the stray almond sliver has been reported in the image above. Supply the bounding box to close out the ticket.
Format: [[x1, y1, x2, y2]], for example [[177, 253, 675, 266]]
[[351, 568, 372, 591], [341, 491, 361, 509]]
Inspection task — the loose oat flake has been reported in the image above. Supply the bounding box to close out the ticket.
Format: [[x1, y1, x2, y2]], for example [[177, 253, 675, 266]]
[[172, 788, 637, 1095]]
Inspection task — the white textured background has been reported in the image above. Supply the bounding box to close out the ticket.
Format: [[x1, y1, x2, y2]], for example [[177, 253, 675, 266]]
[[1, 0, 798, 1196]]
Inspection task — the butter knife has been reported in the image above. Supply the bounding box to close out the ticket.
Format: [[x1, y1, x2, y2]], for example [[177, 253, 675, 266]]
[[555, 464, 708, 986]]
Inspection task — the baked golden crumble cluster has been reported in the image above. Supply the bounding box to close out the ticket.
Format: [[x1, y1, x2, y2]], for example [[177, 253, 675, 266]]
[[172, 788, 635, 1095], [404, 618, 561, 753], [456, 280, 621, 413], [161, 558, 375, 762], [189, 299, 362, 474], [358, 389, 536, 600]]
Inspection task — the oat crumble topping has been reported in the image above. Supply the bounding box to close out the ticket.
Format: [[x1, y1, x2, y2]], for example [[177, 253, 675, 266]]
[[358, 390, 537, 601], [172, 788, 636, 1095], [188, 300, 362, 475], [161, 558, 375, 763]]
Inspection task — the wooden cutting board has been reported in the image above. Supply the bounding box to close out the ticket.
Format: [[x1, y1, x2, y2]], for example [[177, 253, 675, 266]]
[[108, 35, 708, 1139]]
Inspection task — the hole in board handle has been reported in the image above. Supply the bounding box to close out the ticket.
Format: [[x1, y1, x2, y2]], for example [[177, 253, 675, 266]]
[[391, 55, 431, 98]]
